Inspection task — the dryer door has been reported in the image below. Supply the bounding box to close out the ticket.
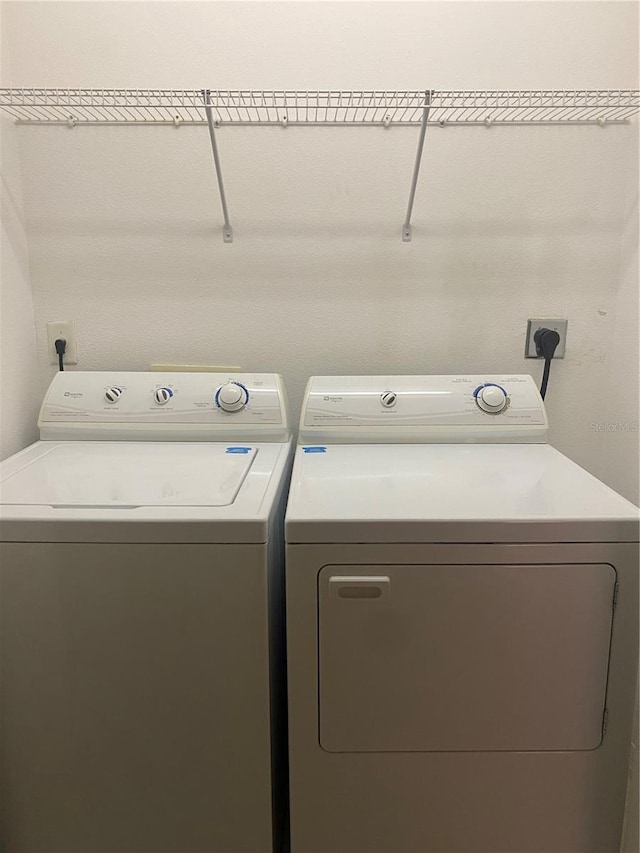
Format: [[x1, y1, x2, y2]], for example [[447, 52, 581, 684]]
[[318, 563, 615, 752]]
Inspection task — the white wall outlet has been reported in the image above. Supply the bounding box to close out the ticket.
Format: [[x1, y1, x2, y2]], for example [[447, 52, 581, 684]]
[[525, 318, 568, 359], [47, 320, 78, 365]]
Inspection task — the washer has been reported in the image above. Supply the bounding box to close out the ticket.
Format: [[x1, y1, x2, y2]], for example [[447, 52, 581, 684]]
[[0, 371, 292, 853], [286, 374, 639, 853]]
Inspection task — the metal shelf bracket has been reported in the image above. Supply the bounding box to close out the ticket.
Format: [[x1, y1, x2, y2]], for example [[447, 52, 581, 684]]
[[203, 90, 233, 243], [402, 90, 432, 242]]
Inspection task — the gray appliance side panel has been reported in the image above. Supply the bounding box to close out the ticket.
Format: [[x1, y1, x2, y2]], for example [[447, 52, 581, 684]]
[[0, 543, 274, 853], [319, 562, 615, 753], [286, 542, 639, 853], [265, 447, 294, 853]]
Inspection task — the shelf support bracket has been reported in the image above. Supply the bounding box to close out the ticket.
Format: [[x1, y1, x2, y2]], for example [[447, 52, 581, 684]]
[[402, 90, 433, 242], [203, 90, 233, 243]]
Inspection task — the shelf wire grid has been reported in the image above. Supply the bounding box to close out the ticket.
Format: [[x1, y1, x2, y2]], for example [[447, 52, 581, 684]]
[[1, 89, 639, 126]]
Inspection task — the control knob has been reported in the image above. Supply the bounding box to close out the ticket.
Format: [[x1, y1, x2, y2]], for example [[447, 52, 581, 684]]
[[154, 387, 174, 405], [216, 381, 249, 413], [105, 386, 123, 403], [474, 383, 508, 414], [380, 391, 397, 408]]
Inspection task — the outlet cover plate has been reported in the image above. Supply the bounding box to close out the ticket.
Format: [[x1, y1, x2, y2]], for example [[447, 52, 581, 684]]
[[47, 320, 78, 365], [525, 318, 567, 359]]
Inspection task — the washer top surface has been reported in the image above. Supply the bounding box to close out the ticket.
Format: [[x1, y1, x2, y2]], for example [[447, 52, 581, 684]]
[[1, 440, 291, 544]]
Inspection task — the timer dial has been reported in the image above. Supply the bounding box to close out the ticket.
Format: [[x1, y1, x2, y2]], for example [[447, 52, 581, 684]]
[[154, 387, 174, 405], [105, 386, 123, 403], [474, 383, 508, 414], [216, 382, 249, 413]]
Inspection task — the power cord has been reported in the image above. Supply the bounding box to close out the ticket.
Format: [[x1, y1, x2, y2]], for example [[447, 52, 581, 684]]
[[55, 338, 67, 372], [534, 328, 560, 400]]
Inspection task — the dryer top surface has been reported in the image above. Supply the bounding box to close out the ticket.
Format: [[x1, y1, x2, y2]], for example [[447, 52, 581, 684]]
[[286, 443, 639, 543]]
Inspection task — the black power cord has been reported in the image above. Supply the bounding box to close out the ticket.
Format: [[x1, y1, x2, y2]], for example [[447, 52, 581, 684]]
[[55, 338, 67, 372], [534, 328, 561, 400]]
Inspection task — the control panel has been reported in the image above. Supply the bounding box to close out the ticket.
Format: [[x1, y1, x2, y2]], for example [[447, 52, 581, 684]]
[[38, 372, 289, 441], [300, 375, 548, 444]]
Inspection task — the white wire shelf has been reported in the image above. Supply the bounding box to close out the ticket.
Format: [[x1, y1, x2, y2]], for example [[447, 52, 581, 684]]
[[3, 87, 638, 243], [1, 88, 639, 126]]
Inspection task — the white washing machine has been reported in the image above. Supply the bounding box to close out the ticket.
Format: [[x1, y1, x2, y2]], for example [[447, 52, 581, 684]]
[[0, 371, 292, 853], [285, 374, 639, 853]]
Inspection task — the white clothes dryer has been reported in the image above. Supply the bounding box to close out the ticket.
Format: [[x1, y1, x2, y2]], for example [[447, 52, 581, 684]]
[[0, 371, 292, 853], [285, 374, 639, 853]]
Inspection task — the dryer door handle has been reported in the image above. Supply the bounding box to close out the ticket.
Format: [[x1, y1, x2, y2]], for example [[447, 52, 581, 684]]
[[329, 576, 390, 600]]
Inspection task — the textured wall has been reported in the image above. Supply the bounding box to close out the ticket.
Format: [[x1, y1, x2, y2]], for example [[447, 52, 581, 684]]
[[2, 0, 638, 504], [0, 7, 39, 459], [600, 154, 640, 507]]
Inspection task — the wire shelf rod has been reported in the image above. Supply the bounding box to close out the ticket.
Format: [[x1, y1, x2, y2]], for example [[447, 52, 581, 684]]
[[402, 90, 433, 242], [6, 117, 634, 128], [203, 89, 233, 243]]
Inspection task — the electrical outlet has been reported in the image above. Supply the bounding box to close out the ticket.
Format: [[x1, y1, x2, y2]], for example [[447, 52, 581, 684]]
[[47, 320, 78, 365], [525, 319, 567, 359]]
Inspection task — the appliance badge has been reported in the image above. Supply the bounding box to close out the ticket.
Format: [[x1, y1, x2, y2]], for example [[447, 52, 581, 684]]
[[64, 392, 84, 398], [323, 396, 343, 402]]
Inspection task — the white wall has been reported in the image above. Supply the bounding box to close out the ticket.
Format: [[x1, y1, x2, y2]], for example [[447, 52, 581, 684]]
[[1, 0, 638, 504], [600, 147, 640, 506], [0, 6, 39, 460]]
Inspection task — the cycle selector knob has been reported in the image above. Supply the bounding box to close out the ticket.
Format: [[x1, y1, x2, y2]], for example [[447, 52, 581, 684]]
[[105, 386, 123, 403], [216, 382, 249, 412], [474, 384, 508, 414], [154, 387, 174, 405], [380, 391, 397, 408]]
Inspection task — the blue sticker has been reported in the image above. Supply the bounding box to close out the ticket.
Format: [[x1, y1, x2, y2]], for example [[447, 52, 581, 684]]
[[226, 447, 252, 454], [303, 446, 327, 453]]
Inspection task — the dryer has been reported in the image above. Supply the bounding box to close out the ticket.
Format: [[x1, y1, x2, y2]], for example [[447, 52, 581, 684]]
[[0, 371, 292, 853], [285, 374, 639, 853]]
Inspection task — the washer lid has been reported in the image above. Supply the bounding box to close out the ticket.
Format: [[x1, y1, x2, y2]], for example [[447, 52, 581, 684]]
[[0, 443, 258, 507]]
